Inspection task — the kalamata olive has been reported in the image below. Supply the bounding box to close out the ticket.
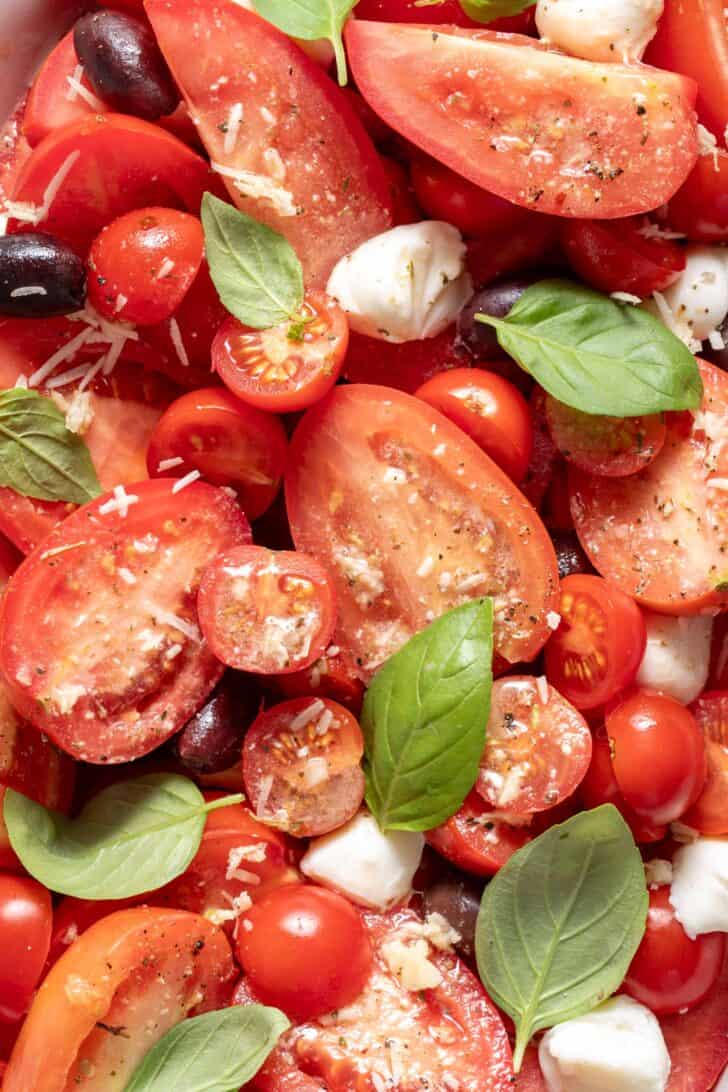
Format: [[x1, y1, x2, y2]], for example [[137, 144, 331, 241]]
[[551, 530, 593, 580], [456, 277, 532, 359], [422, 875, 484, 961], [703, 313, 728, 372], [0, 233, 85, 317], [174, 673, 260, 774], [73, 11, 180, 121]]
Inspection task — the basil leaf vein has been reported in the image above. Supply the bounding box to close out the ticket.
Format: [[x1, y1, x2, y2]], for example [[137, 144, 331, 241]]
[[254, 0, 357, 85], [459, 0, 536, 22]]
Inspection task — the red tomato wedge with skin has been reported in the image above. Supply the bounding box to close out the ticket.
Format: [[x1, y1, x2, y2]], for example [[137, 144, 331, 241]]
[[145, 0, 393, 288], [0, 681, 74, 810], [3, 908, 235, 1092], [346, 22, 698, 219], [661, 949, 728, 1091], [23, 32, 102, 147], [569, 359, 728, 614], [285, 385, 559, 678], [0, 480, 251, 764]]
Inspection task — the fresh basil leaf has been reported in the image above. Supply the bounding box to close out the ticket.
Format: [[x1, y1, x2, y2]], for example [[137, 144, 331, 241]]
[[0, 388, 101, 504], [201, 193, 304, 330], [3, 774, 244, 900], [459, 0, 535, 22], [254, 0, 357, 86], [478, 279, 703, 416], [476, 804, 648, 1072], [362, 599, 493, 832], [124, 1005, 289, 1092]]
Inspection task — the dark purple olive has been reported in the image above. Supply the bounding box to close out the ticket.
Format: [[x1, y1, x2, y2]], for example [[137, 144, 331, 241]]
[[73, 11, 180, 121], [703, 313, 728, 372], [0, 233, 85, 317], [422, 875, 484, 961], [456, 277, 533, 360], [174, 673, 259, 774], [551, 531, 594, 580]]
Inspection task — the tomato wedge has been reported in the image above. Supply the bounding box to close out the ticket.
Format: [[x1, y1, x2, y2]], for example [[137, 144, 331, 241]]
[[285, 385, 559, 677], [545, 396, 667, 477], [23, 32, 101, 147], [0, 680, 74, 810], [0, 480, 251, 763], [682, 692, 728, 835], [427, 789, 532, 876], [145, 0, 393, 287], [346, 22, 698, 218], [570, 359, 728, 613], [3, 908, 234, 1092]]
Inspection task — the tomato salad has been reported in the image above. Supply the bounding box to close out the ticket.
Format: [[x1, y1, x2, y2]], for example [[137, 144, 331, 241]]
[[0, 0, 725, 1090]]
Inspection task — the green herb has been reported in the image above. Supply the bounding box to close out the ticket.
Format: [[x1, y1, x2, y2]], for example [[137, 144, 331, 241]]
[[201, 193, 304, 329], [362, 600, 493, 832], [459, 0, 535, 22], [124, 1005, 289, 1092], [4, 774, 245, 900], [475, 804, 648, 1071], [477, 279, 703, 416], [0, 388, 101, 504], [254, 0, 357, 86]]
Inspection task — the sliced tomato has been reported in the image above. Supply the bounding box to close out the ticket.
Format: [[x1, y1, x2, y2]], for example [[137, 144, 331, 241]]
[[545, 397, 667, 478], [354, 0, 534, 32], [0, 681, 75, 810], [427, 789, 532, 876], [271, 647, 366, 716], [411, 154, 533, 237], [0, 480, 250, 763], [347, 22, 698, 219], [682, 692, 728, 835], [145, 0, 393, 287], [23, 32, 101, 147], [3, 908, 234, 1092], [285, 385, 559, 678], [143, 260, 228, 387], [661, 949, 728, 1091], [343, 325, 468, 392], [0, 99, 32, 208], [667, 150, 728, 244], [0, 875, 52, 1024], [242, 697, 365, 838], [570, 359, 728, 613], [559, 217, 686, 297]]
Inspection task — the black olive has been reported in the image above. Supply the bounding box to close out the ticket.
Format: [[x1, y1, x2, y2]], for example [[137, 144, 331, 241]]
[[173, 672, 259, 774], [0, 233, 85, 317], [422, 875, 484, 961], [550, 531, 593, 580], [73, 11, 180, 121], [703, 312, 728, 373], [456, 277, 533, 360]]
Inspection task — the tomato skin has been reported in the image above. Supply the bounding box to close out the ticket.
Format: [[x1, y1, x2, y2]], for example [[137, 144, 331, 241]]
[[271, 648, 365, 716], [353, 0, 534, 31], [0, 792, 22, 873], [0, 683, 75, 812], [381, 155, 422, 225], [465, 216, 559, 289], [660, 949, 728, 1091], [666, 150, 728, 243], [545, 397, 666, 478], [579, 730, 667, 843], [427, 789, 532, 876], [24, 32, 97, 147], [343, 325, 468, 392], [143, 260, 228, 387], [0, 875, 52, 1024], [415, 368, 533, 483], [682, 691, 728, 834], [709, 614, 728, 690], [560, 217, 685, 297], [411, 156, 531, 237]]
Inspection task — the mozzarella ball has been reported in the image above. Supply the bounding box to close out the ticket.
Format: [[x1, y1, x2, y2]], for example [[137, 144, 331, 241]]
[[535, 0, 664, 63], [636, 612, 713, 706], [660, 245, 728, 342], [670, 838, 728, 938]]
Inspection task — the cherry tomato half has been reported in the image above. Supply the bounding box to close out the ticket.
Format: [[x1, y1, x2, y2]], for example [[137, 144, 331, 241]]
[[667, 150, 728, 244], [411, 155, 531, 238], [212, 292, 348, 413], [560, 217, 685, 297], [235, 884, 373, 1021], [426, 789, 532, 877], [683, 691, 728, 834], [545, 397, 666, 478], [579, 730, 667, 843], [343, 325, 467, 392], [271, 645, 365, 715], [0, 875, 52, 1024]]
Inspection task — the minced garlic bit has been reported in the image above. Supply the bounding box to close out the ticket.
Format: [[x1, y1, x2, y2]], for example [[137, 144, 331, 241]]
[[381, 937, 443, 991], [644, 858, 674, 887]]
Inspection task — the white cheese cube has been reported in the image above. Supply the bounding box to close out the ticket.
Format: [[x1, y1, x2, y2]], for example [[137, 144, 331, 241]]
[[535, 0, 664, 63], [636, 612, 712, 706], [670, 837, 728, 938]]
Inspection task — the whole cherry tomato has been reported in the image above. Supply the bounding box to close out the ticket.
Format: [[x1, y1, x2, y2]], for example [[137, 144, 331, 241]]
[[411, 156, 531, 237], [560, 217, 685, 297], [0, 875, 52, 1023], [579, 730, 667, 844]]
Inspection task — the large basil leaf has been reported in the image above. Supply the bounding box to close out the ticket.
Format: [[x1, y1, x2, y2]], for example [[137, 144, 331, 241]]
[[4, 774, 244, 899], [459, 0, 535, 22], [476, 804, 648, 1071], [478, 279, 703, 416], [253, 0, 357, 85], [124, 1005, 289, 1092], [362, 599, 493, 832]]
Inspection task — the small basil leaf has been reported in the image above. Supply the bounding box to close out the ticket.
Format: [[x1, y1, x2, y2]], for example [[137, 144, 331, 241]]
[[201, 193, 304, 329], [478, 279, 703, 416], [362, 599, 493, 832], [253, 0, 357, 86], [124, 1005, 289, 1092], [0, 388, 101, 504], [459, 0, 535, 22], [3, 774, 244, 899], [476, 804, 648, 1072]]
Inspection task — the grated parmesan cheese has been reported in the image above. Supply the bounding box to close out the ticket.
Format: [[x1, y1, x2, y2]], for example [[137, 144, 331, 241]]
[[223, 102, 244, 155], [204, 890, 252, 926], [610, 291, 642, 305], [210, 161, 297, 217], [171, 470, 201, 493], [168, 317, 190, 368], [9, 285, 47, 298], [381, 938, 443, 991], [3, 149, 80, 227], [156, 257, 176, 280], [99, 484, 139, 518], [157, 456, 184, 472], [65, 74, 105, 112], [302, 755, 329, 789], [143, 601, 201, 643], [644, 858, 673, 887]]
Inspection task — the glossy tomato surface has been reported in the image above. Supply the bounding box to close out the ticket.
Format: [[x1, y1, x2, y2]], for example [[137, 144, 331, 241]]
[[411, 155, 532, 237], [23, 32, 101, 147], [0, 876, 52, 1024], [661, 949, 728, 1091], [683, 692, 728, 834], [0, 681, 74, 811], [667, 150, 728, 243], [560, 217, 685, 296], [353, 0, 533, 32], [545, 397, 667, 478], [343, 325, 468, 392], [427, 789, 532, 876], [579, 730, 667, 844]]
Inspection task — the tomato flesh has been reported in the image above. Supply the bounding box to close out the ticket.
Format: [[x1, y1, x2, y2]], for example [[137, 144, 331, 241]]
[[0, 681, 75, 810], [667, 150, 728, 244], [545, 397, 667, 478], [683, 691, 728, 834], [560, 217, 686, 297]]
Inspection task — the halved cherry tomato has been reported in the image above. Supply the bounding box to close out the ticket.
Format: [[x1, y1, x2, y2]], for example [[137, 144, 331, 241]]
[[427, 789, 532, 876], [285, 385, 559, 677], [682, 691, 728, 834], [544, 574, 646, 711], [347, 22, 698, 218], [0, 681, 75, 810], [212, 293, 348, 413], [411, 155, 532, 237], [667, 149, 728, 244], [353, 0, 534, 32], [146, 0, 392, 287], [579, 730, 667, 844], [607, 690, 707, 825], [623, 885, 725, 1016], [147, 388, 287, 521], [343, 325, 468, 392], [416, 368, 533, 483], [0, 875, 52, 1024], [3, 908, 234, 1092], [242, 697, 365, 838], [143, 260, 228, 386], [560, 217, 685, 297], [0, 480, 250, 763], [477, 676, 592, 814], [660, 948, 728, 1091], [271, 646, 365, 716], [545, 397, 667, 478], [569, 360, 728, 614], [198, 546, 337, 675]]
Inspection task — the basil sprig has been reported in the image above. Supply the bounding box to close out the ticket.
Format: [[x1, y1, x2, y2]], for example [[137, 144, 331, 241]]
[[459, 0, 535, 22], [0, 388, 101, 504], [4, 773, 244, 899], [124, 1005, 289, 1092], [476, 805, 648, 1072], [254, 0, 357, 86], [478, 279, 703, 417], [363, 600, 493, 832], [201, 194, 304, 329]]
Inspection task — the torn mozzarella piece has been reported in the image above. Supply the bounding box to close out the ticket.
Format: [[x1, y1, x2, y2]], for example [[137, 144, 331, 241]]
[[636, 612, 712, 706], [535, 0, 663, 63], [670, 838, 728, 938], [658, 245, 728, 342]]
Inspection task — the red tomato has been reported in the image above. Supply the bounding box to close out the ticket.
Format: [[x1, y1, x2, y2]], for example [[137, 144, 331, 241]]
[[271, 646, 365, 715], [46, 896, 142, 972], [212, 293, 349, 413], [23, 33, 99, 147], [411, 155, 531, 237], [579, 730, 667, 843], [560, 217, 685, 296], [382, 155, 422, 225], [143, 260, 228, 386], [0, 875, 52, 1024], [343, 325, 468, 392], [466, 217, 559, 289], [0, 535, 20, 592], [3, 908, 234, 1092], [544, 574, 646, 711], [521, 387, 559, 511], [198, 546, 337, 675], [682, 691, 728, 834], [285, 385, 559, 677], [660, 949, 728, 1091], [236, 885, 372, 1021], [569, 361, 728, 614], [0, 682, 75, 811], [545, 396, 667, 478], [709, 614, 728, 690], [607, 690, 707, 825], [477, 676, 592, 814], [624, 885, 725, 1016], [147, 387, 287, 521], [416, 368, 533, 482], [0, 791, 21, 873], [0, 480, 250, 763], [427, 789, 532, 876], [667, 149, 728, 243], [87, 207, 204, 325], [0, 100, 32, 210], [242, 697, 364, 838], [353, 0, 532, 29], [145, 0, 392, 287], [347, 22, 698, 218]]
